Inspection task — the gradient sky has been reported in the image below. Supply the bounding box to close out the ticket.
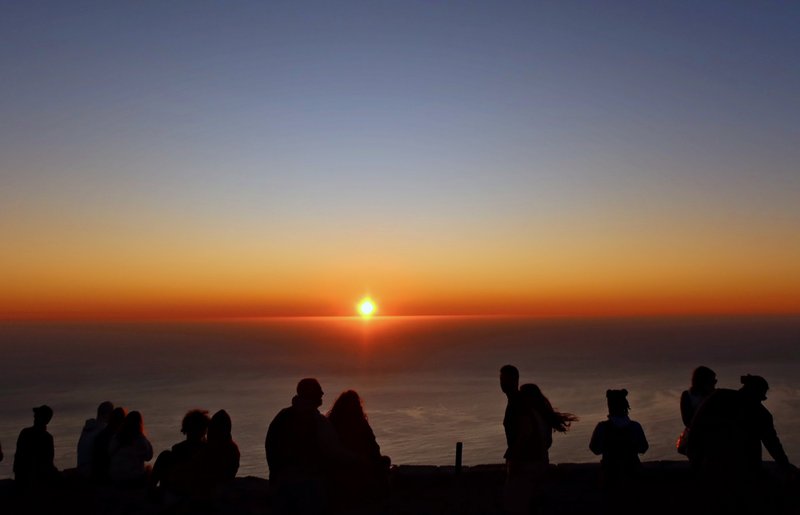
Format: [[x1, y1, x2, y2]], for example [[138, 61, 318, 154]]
[[2, 1, 799, 319]]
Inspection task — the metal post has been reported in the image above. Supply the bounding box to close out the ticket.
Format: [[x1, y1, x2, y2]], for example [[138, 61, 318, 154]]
[[455, 441, 463, 475]]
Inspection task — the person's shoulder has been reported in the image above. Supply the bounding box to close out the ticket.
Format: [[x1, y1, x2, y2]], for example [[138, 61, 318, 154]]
[[81, 418, 99, 432], [274, 406, 294, 419], [629, 420, 645, 431]]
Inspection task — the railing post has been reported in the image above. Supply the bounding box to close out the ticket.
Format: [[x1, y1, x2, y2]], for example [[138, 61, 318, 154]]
[[455, 441, 463, 475]]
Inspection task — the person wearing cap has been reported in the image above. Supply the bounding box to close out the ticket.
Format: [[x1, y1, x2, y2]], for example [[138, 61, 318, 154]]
[[688, 374, 795, 476], [14, 405, 59, 491], [77, 400, 114, 477]]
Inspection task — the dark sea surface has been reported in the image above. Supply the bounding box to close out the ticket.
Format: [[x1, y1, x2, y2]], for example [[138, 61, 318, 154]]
[[1, 316, 798, 479]]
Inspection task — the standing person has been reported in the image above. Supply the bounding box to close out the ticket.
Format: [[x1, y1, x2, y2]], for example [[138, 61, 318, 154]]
[[505, 384, 577, 515], [108, 411, 153, 487], [500, 364, 521, 463], [688, 375, 797, 513], [14, 405, 59, 492], [265, 378, 353, 515], [326, 390, 391, 510], [689, 374, 795, 475], [677, 367, 716, 456], [590, 389, 649, 481], [77, 400, 114, 477]]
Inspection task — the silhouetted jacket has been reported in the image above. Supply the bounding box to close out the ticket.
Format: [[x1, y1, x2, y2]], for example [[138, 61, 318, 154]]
[[266, 396, 353, 483], [77, 418, 106, 475], [108, 433, 153, 482], [688, 388, 789, 474], [680, 389, 711, 428], [14, 426, 57, 487], [590, 416, 648, 475], [503, 391, 523, 460], [205, 438, 240, 484]]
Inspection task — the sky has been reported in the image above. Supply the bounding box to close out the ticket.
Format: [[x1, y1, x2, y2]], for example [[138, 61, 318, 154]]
[[1, 1, 799, 319]]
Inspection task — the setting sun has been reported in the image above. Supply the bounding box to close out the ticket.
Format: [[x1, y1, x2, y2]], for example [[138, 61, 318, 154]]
[[358, 298, 376, 317]]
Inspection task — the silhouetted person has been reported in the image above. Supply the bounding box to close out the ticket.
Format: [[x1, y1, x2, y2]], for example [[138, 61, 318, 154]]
[[91, 406, 126, 483], [205, 409, 240, 484], [150, 409, 210, 502], [677, 366, 716, 456], [108, 410, 153, 486], [689, 374, 795, 475], [266, 378, 353, 515], [590, 389, 648, 477], [681, 366, 717, 427], [77, 400, 114, 477], [326, 390, 391, 509], [505, 383, 576, 515], [14, 405, 59, 492], [500, 364, 521, 462], [688, 375, 796, 513]]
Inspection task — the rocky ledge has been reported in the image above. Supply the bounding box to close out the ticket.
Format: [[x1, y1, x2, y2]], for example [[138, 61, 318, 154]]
[[1, 461, 797, 514]]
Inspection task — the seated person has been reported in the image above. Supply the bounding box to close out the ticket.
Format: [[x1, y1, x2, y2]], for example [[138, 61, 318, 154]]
[[14, 405, 60, 492], [108, 411, 153, 486], [205, 409, 240, 485], [151, 409, 210, 499], [326, 390, 391, 506]]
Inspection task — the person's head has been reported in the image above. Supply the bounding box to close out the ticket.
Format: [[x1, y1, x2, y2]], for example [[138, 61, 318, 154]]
[[500, 365, 519, 395], [606, 389, 630, 417], [33, 405, 53, 428], [327, 390, 367, 423], [519, 383, 545, 408], [108, 407, 127, 431], [119, 411, 144, 441], [740, 374, 769, 402], [97, 401, 114, 423], [690, 366, 717, 395], [208, 410, 233, 442], [181, 409, 210, 441], [297, 378, 324, 407]]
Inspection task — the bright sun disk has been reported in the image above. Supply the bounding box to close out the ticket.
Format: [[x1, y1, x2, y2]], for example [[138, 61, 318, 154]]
[[358, 298, 376, 317]]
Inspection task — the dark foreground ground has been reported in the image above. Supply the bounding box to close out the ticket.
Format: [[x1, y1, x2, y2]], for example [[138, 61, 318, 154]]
[[1, 461, 797, 515]]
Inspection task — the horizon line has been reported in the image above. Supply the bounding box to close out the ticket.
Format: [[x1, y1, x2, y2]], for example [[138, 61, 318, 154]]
[[2, 311, 800, 325]]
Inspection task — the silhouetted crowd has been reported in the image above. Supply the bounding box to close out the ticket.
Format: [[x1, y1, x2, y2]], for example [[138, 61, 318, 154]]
[[500, 364, 797, 515], [3, 366, 796, 514]]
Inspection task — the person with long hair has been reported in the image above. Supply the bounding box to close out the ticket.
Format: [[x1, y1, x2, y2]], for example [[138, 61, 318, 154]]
[[504, 384, 577, 515], [108, 410, 153, 486], [677, 366, 717, 456], [205, 409, 240, 484], [326, 390, 390, 509]]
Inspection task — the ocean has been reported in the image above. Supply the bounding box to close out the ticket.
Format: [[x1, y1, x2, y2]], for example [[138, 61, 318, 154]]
[[1, 315, 798, 479]]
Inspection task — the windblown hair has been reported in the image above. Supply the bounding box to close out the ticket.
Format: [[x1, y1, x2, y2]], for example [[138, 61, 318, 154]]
[[520, 383, 577, 433]]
